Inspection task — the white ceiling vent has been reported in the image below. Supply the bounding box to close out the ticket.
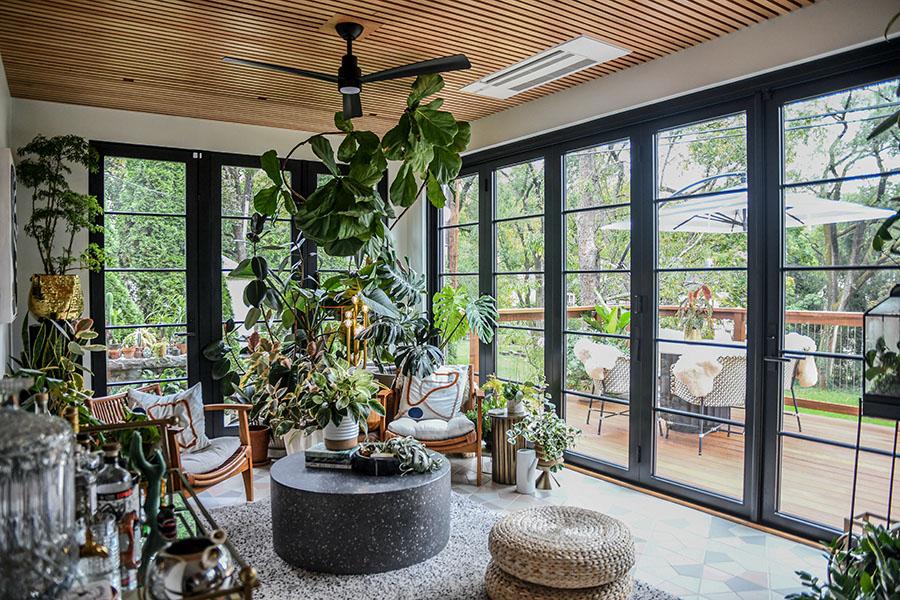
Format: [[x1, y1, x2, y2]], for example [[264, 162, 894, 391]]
[[460, 35, 630, 99]]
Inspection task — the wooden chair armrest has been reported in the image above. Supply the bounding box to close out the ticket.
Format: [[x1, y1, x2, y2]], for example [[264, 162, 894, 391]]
[[202, 403, 251, 412], [377, 388, 392, 440]]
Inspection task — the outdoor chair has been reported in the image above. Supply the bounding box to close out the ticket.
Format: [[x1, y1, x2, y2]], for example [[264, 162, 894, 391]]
[[88, 384, 255, 501], [670, 355, 746, 455], [584, 355, 630, 436]]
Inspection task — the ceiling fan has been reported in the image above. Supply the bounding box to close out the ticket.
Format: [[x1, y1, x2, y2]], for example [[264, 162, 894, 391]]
[[223, 22, 471, 119]]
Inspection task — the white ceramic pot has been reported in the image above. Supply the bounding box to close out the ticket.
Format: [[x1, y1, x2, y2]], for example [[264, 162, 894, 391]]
[[516, 448, 538, 495], [323, 415, 360, 450]]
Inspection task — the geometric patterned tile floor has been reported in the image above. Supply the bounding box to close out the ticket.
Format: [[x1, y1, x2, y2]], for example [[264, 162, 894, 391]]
[[197, 455, 826, 600]]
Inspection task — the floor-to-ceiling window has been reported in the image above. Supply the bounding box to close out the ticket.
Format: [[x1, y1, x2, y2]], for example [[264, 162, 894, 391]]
[[774, 77, 900, 530], [562, 139, 632, 469], [493, 159, 545, 382], [433, 45, 900, 540]]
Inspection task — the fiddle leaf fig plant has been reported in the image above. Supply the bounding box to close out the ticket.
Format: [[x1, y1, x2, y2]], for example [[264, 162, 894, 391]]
[[254, 74, 468, 257], [17, 134, 105, 275]]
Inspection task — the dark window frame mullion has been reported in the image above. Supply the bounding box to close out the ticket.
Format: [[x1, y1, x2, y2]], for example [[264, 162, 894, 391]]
[[561, 201, 631, 215], [783, 168, 900, 189]]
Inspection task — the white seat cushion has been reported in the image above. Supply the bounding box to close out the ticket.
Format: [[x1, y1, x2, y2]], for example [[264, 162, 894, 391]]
[[397, 365, 469, 421], [387, 414, 475, 441], [180, 436, 242, 475]]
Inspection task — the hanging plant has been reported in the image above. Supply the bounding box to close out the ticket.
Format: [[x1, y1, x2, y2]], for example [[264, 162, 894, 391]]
[[254, 74, 469, 257]]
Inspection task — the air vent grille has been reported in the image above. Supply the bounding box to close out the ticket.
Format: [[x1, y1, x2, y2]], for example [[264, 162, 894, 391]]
[[461, 35, 629, 99]]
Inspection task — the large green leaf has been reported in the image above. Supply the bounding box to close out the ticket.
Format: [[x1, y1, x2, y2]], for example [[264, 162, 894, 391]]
[[390, 163, 418, 208], [260, 149, 282, 186], [381, 114, 411, 161], [243, 280, 267, 308], [358, 287, 400, 319], [337, 133, 358, 163], [413, 107, 457, 147], [310, 135, 339, 176], [408, 74, 444, 107], [253, 186, 279, 216], [448, 121, 471, 153], [425, 174, 446, 209], [334, 110, 354, 133], [428, 146, 462, 184]]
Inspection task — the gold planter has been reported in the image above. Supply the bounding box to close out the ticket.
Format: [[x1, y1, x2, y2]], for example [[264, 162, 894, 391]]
[[28, 274, 84, 320]]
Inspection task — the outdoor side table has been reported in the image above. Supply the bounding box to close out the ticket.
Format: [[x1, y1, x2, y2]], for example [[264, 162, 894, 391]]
[[490, 407, 525, 485]]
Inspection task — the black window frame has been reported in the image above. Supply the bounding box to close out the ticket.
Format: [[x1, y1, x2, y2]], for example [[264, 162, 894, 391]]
[[429, 39, 900, 541]]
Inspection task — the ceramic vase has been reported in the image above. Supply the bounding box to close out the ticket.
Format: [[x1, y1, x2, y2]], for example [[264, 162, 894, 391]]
[[323, 415, 359, 450], [144, 529, 234, 599], [515, 448, 538, 494]]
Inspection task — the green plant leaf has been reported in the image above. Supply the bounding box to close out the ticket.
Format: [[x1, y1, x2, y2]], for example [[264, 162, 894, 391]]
[[428, 146, 462, 184], [382, 114, 411, 160], [425, 174, 446, 208], [390, 163, 418, 208], [358, 287, 400, 319], [408, 74, 444, 107], [334, 111, 354, 133], [244, 306, 261, 328], [260, 149, 282, 186], [413, 107, 457, 146], [251, 256, 269, 280], [253, 186, 279, 216], [212, 358, 231, 380], [448, 121, 471, 153], [310, 135, 339, 176], [243, 280, 267, 308]]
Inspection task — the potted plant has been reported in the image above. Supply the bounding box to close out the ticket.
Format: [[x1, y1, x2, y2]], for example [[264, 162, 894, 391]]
[[17, 134, 105, 320], [299, 358, 384, 450], [676, 283, 714, 340], [789, 523, 900, 599], [507, 401, 580, 489], [352, 436, 443, 476], [583, 304, 631, 335]]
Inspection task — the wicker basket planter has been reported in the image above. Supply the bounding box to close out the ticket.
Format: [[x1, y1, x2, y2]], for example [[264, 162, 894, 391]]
[[28, 274, 84, 320]]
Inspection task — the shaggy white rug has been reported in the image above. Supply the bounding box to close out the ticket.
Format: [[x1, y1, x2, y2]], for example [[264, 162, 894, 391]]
[[213, 492, 679, 600]]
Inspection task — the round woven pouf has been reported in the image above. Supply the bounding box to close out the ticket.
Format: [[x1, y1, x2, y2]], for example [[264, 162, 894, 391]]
[[488, 506, 634, 589], [484, 560, 633, 600]]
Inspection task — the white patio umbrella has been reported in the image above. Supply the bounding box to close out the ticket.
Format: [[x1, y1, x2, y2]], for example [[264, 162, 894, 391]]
[[602, 190, 894, 232]]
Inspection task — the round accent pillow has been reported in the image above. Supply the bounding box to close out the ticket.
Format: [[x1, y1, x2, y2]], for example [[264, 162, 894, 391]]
[[489, 506, 634, 589], [484, 560, 632, 600]]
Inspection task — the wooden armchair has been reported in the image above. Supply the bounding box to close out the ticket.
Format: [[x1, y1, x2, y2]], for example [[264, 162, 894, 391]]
[[88, 384, 255, 501], [382, 367, 484, 485]]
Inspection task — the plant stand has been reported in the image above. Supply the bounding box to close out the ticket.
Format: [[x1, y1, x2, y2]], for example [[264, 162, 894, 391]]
[[490, 408, 524, 485]]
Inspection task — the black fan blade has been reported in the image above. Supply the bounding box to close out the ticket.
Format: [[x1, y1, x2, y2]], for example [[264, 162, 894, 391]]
[[223, 57, 337, 83], [343, 93, 363, 119], [360, 54, 471, 84]]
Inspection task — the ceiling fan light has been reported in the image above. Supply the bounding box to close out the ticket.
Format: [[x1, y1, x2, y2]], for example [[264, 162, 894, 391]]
[[339, 85, 361, 95]]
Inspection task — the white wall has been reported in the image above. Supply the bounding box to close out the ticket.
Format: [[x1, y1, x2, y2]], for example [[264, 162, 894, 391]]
[[9, 99, 427, 353], [467, 0, 899, 151], [0, 54, 12, 369]]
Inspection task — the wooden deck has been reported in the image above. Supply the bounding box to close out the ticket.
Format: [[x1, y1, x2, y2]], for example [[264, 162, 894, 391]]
[[564, 395, 899, 531]]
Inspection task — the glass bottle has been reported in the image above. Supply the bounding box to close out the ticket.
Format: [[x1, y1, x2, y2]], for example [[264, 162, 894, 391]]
[[96, 442, 140, 591]]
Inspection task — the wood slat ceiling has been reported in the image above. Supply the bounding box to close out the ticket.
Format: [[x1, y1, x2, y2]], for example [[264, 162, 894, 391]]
[[0, 0, 813, 134]]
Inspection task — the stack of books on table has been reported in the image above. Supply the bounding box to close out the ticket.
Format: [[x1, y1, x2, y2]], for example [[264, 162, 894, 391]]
[[304, 442, 358, 470]]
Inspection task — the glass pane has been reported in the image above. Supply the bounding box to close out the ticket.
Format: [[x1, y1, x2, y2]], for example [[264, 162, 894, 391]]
[[565, 139, 630, 210], [442, 174, 479, 225], [565, 272, 631, 333], [105, 325, 188, 390], [496, 217, 544, 272], [657, 344, 747, 420], [496, 327, 544, 382], [104, 157, 186, 214], [783, 78, 900, 184], [221, 217, 292, 272], [784, 268, 894, 356], [655, 414, 745, 500], [785, 177, 899, 268], [438, 275, 480, 368], [496, 274, 544, 326], [104, 214, 185, 269], [778, 437, 900, 530], [656, 113, 747, 199], [565, 206, 631, 271], [565, 332, 629, 397], [657, 270, 747, 343], [656, 197, 748, 269], [105, 271, 186, 327], [495, 159, 545, 219], [221, 165, 289, 217], [441, 225, 478, 274], [565, 390, 629, 469]]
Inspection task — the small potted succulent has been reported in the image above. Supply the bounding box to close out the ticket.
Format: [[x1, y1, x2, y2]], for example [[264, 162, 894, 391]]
[[299, 358, 384, 450], [352, 436, 443, 476], [507, 401, 580, 489]]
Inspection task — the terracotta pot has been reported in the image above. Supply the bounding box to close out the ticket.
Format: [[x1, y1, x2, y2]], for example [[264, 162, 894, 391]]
[[28, 274, 84, 320], [122, 347, 137, 359], [248, 425, 270, 465], [176, 343, 187, 355], [107, 347, 122, 360]]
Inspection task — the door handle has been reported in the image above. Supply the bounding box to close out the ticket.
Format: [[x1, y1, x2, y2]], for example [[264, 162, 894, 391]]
[[174, 332, 196, 338], [763, 356, 790, 363]]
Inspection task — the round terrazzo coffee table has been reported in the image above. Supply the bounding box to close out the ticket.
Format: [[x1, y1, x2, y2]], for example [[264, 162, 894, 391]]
[[270, 451, 451, 574]]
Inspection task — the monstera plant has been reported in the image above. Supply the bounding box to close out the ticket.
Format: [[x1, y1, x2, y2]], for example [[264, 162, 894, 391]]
[[254, 73, 469, 257]]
